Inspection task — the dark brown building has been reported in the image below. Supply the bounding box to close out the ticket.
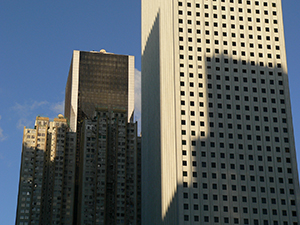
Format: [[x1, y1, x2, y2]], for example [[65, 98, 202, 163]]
[[64, 50, 139, 225]]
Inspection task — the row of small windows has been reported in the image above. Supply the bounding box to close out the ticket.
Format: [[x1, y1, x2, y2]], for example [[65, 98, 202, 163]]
[[181, 106, 287, 119], [185, 203, 296, 214], [179, 61, 281, 70], [184, 178, 294, 189], [179, 17, 277, 25], [182, 192, 294, 203], [183, 163, 293, 174], [184, 135, 289, 144], [183, 179, 294, 189], [178, 62, 281, 69], [180, 43, 279, 57], [181, 52, 280, 59], [184, 107, 286, 116], [179, 33, 280, 42], [181, 78, 283, 87], [179, 11, 277, 19], [182, 144, 289, 154], [180, 64, 281, 75], [184, 108, 287, 121], [182, 124, 288, 137], [182, 183, 295, 198], [180, 73, 283, 82], [181, 72, 282, 81], [180, 7, 275, 14], [182, 100, 285, 110], [182, 135, 289, 147], [180, 80, 284, 91], [181, 98, 285, 106], [181, 65, 282, 76], [179, 1, 277, 7], [180, 77, 283, 85], [180, 82, 285, 94], [181, 108, 287, 120], [181, 198, 297, 223], [183, 157, 293, 168], [183, 216, 297, 224], [183, 160, 292, 172], [179, 26, 279, 35]]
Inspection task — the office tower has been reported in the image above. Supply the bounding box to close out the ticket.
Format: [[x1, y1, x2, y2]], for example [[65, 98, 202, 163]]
[[142, 0, 300, 224], [79, 109, 139, 224], [16, 115, 76, 225], [65, 49, 135, 133], [64, 49, 140, 224]]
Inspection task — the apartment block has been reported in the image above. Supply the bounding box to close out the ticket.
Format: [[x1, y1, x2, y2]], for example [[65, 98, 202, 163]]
[[79, 109, 139, 225], [16, 115, 76, 225]]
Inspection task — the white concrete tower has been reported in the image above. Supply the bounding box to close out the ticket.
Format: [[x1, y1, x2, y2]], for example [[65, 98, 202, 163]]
[[142, 0, 300, 224]]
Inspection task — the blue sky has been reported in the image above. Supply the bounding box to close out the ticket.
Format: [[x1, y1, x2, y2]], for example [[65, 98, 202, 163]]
[[0, 1, 299, 224]]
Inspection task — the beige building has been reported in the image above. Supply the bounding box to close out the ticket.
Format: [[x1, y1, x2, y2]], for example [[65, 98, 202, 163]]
[[15, 115, 76, 225], [142, 0, 300, 224]]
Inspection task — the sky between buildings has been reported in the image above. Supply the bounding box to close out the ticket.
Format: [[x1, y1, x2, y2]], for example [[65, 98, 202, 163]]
[[0, 1, 299, 224]]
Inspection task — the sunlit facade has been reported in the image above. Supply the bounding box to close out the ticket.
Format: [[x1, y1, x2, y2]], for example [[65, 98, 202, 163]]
[[16, 115, 76, 225], [142, 0, 300, 224]]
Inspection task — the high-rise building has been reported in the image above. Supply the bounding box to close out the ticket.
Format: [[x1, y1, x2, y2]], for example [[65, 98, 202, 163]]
[[142, 0, 300, 224], [65, 49, 135, 132], [79, 109, 140, 224], [15, 115, 76, 225], [64, 49, 140, 224], [16, 50, 141, 225]]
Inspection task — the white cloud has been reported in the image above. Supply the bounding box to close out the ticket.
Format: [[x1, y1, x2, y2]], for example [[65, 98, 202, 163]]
[[0, 127, 4, 141], [0, 115, 7, 141], [12, 100, 65, 130], [51, 101, 65, 114], [30, 101, 48, 110], [13, 101, 48, 115], [134, 69, 141, 133], [12, 101, 48, 129], [16, 118, 33, 130]]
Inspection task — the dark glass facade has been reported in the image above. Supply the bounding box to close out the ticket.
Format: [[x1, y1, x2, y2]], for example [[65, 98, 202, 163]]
[[78, 52, 129, 119], [64, 50, 137, 225]]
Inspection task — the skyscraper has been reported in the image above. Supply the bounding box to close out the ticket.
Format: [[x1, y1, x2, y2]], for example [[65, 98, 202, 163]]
[[64, 49, 140, 224], [79, 109, 140, 224], [142, 0, 300, 224], [16, 49, 141, 225], [16, 115, 76, 225], [65, 49, 135, 132]]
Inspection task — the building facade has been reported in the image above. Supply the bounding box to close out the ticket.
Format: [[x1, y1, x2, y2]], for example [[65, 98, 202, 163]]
[[79, 109, 140, 225], [16, 50, 140, 225], [64, 49, 139, 224], [142, 0, 300, 224], [64, 49, 135, 133], [16, 115, 76, 225]]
